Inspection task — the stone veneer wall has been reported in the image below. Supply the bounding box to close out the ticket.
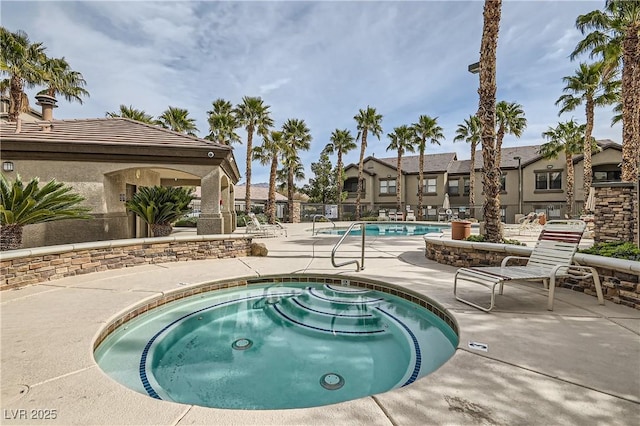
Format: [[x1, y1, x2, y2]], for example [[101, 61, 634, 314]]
[[1, 235, 252, 291], [292, 201, 301, 224], [593, 182, 638, 244], [425, 237, 640, 310]]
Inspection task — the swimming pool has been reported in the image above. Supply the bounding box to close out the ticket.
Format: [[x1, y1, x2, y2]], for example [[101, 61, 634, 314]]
[[317, 222, 446, 236], [94, 276, 458, 410]]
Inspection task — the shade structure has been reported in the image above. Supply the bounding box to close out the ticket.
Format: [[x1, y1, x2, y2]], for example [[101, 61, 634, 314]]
[[585, 187, 596, 213]]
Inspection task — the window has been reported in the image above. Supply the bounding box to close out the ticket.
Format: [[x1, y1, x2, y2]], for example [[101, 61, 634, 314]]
[[500, 174, 506, 191], [448, 179, 459, 196], [422, 178, 437, 194], [593, 171, 621, 182], [380, 179, 396, 195], [344, 178, 363, 193], [463, 177, 470, 195], [535, 171, 562, 190]]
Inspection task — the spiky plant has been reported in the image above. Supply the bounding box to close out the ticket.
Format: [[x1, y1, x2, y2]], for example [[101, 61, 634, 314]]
[[125, 186, 194, 237], [0, 174, 91, 250]]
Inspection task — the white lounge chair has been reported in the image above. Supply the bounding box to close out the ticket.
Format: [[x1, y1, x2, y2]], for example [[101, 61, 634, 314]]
[[405, 206, 416, 222], [245, 213, 287, 237], [453, 220, 603, 312], [378, 210, 389, 221]]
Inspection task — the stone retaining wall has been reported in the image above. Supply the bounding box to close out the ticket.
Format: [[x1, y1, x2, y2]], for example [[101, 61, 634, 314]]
[[1, 235, 252, 291], [425, 237, 640, 310]]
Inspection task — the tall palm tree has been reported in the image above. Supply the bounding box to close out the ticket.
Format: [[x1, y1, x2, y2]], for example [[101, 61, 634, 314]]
[[573, 0, 640, 181], [253, 130, 285, 224], [234, 96, 274, 212], [556, 61, 620, 196], [105, 104, 155, 124], [386, 125, 415, 212], [453, 115, 482, 218], [156, 106, 199, 135], [495, 101, 527, 166], [324, 129, 356, 220], [354, 106, 383, 220], [206, 98, 240, 145], [478, 0, 503, 243], [412, 115, 444, 220], [281, 118, 312, 222], [0, 28, 46, 122], [38, 56, 89, 104], [540, 120, 592, 217]]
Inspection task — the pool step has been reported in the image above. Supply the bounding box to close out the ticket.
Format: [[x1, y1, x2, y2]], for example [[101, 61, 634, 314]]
[[299, 287, 384, 309], [280, 297, 382, 328]]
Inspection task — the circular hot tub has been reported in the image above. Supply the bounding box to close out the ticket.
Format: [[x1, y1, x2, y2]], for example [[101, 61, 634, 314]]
[[94, 275, 458, 409]]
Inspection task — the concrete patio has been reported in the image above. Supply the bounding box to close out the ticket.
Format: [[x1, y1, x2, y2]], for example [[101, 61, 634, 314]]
[[1, 222, 639, 425]]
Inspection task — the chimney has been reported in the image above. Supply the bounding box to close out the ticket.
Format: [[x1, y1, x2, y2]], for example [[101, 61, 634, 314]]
[[35, 94, 58, 121]]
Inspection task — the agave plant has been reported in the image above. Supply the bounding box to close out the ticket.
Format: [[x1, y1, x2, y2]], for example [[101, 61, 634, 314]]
[[0, 174, 91, 251], [125, 186, 194, 237]]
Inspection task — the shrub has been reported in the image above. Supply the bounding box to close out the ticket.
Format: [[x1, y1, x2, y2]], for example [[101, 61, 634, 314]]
[[465, 235, 525, 246], [126, 186, 194, 237], [175, 217, 198, 227], [0, 174, 91, 250], [580, 241, 640, 261]]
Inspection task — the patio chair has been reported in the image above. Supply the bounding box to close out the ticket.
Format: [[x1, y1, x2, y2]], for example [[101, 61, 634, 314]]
[[245, 213, 287, 237], [378, 210, 389, 221], [453, 220, 604, 312], [405, 206, 416, 222]]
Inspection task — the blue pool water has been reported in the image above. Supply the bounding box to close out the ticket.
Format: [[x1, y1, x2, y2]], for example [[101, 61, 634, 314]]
[[95, 282, 458, 410], [317, 222, 445, 236]]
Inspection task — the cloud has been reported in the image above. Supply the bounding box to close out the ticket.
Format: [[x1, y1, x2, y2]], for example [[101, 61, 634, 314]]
[[2, 0, 621, 184]]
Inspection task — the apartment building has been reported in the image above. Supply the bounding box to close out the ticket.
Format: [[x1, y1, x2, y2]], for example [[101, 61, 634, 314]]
[[342, 140, 622, 223]]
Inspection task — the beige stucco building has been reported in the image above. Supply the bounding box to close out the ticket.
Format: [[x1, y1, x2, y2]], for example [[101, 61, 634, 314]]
[[343, 141, 622, 223], [1, 97, 240, 248]]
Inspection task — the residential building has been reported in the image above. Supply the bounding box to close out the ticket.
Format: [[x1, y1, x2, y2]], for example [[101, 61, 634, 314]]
[[342, 141, 622, 223]]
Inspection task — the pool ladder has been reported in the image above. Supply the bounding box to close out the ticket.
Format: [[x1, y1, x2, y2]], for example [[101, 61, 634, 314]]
[[311, 214, 336, 235], [331, 221, 366, 272]]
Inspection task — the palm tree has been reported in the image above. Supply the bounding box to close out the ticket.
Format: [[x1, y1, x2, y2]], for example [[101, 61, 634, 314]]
[[354, 106, 383, 220], [495, 101, 527, 166], [206, 98, 240, 145], [156, 106, 199, 135], [556, 62, 620, 196], [38, 56, 89, 104], [324, 129, 356, 220], [540, 120, 592, 217], [0, 174, 90, 250], [281, 118, 312, 222], [453, 115, 482, 219], [412, 115, 444, 220], [105, 105, 155, 124], [0, 28, 46, 122], [573, 0, 640, 182], [253, 130, 285, 224], [386, 125, 415, 212], [234, 96, 274, 212], [478, 0, 503, 243]]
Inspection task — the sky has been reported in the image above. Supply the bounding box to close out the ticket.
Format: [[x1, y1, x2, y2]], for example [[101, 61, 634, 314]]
[[2, 0, 620, 184]]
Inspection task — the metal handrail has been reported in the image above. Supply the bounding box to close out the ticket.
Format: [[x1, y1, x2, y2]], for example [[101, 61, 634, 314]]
[[331, 221, 366, 272], [312, 214, 336, 235]]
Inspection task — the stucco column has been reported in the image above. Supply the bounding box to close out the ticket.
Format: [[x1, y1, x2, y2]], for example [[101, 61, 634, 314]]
[[198, 169, 223, 235], [221, 185, 234, 233]]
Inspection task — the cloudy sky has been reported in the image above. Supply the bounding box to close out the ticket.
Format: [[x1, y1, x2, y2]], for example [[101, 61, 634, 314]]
[[3, 0, 619, 184]]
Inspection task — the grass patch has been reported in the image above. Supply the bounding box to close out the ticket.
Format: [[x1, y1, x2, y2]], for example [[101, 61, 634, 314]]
[[465, 235, 526, 246]]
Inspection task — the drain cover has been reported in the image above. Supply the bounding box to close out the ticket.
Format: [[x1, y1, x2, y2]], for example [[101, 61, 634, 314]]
[[320, 373, 344, 390], [231, 338, 253, 350]]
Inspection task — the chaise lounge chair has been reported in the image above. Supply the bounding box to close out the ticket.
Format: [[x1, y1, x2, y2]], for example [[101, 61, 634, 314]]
[[245, 213, 287, 237], [405, 206, 416, 222], [453, 220, 604, 312]]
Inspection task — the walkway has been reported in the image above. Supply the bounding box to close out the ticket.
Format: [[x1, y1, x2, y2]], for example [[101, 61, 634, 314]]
[[1, 222, 638, 425]]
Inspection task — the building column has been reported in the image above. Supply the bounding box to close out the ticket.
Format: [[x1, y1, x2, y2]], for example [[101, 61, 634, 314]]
[[197, 169, 223, 235], [593, 182, 638, 245]]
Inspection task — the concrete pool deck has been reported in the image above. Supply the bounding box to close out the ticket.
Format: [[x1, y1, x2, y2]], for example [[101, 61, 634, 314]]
[[1, 222, 639, 425]]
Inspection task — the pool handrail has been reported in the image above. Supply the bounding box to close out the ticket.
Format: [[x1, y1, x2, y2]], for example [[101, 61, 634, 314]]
[[312, 214, 336, 235], [331, 221, 366, 272]]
